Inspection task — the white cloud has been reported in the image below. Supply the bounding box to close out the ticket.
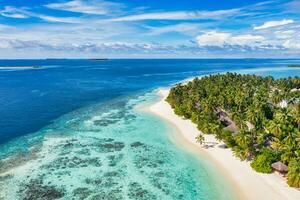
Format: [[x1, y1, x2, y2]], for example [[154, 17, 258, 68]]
[[46, 0, 123, 15], [253, 19, 294, 30], [196, 32, 229, 46], [232, 34, 265, 44], [196, 31, 265, 47], [0, 39, 11, 48], [36, 15, 81, 23], [0, 39, 173, 54], [0, 6, 28, 18], [275, 30, 295, 39], [1, 1, 300, 58], [147, 23, 202, 36], [282, 40, 300, 49], [0, 6, 81, 23], [0, 19, 140, 48], [0, 24, 14, 30], [110, 9, 240, 21]]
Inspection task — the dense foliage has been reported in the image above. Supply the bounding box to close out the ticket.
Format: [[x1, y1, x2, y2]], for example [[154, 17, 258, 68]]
[[167, 73, 300, 187], [287, 158, 300, 187], [250, 149, 277, 173]]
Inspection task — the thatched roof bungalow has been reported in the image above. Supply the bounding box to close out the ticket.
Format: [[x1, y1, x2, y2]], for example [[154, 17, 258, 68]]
[[271, 161, 288, 173], [216, 110, 239, 133]]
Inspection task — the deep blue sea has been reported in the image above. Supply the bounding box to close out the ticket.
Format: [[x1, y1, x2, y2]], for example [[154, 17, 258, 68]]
[[0, 59, 299, 199], [1, 59, 300, 145]]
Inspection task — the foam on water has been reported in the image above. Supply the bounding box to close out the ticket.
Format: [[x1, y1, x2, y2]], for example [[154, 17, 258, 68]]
[[0, 91, 236, 200]]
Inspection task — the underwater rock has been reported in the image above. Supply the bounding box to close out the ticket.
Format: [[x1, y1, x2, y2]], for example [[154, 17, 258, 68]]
[[74, 148, 91, 156], [150, 175, 170, 195], [0, 174, 13, 182], [72, 187, 92, 199], [130, 142, 145, 148], [41, 156, 102, 170], [55, 139, 82, 156], [85, 177, 103, 185], [93, 119, 120, 126], [90, 188, 123, 200], [127, 182, 157, 200], [19, 180, 65, 200], [133, 153, 165, 169], [85, 170, 125, 188], [107, 154, 124, 167], [93, 139, 125, 153]]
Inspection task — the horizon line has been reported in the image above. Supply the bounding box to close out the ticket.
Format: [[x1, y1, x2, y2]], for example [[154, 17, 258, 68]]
[[1, 57, 300, 60]]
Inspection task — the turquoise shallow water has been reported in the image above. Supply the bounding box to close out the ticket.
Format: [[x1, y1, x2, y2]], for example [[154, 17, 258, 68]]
[[0, 92, 236, 200], [0, 60, 299, 200]]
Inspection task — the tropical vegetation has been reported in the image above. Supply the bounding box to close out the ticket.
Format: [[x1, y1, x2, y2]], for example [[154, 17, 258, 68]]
[[288, 65, 300, 68], [167, 73, 300, 187]]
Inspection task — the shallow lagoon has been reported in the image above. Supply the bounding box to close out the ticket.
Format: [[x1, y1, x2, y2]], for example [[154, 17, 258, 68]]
[[0, 92, 236, 199], [0, 59, 300, 199]]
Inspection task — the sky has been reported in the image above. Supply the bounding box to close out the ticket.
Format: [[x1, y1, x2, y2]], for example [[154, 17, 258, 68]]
[[0, 0, 300, 58]]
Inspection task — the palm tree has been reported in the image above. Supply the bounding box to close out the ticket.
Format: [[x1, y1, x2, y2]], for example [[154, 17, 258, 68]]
[[280, 145, 295, 164], [283, 131, 297, 148], [266, 120, 282, 137], [246, 108, 256, 124], [295, 131, 300, 148], [196, 134, 205, 145], [293, 113, 300, 130], [246, 106, 264, 129], [270, 137, 282, 153], [271, 90, 282, 104], [210, 123, 221, 135], [167, 72, 300, 187], [287, 159, 300, 187], [276, 108, 292, 124], [233, 146, 252, 160], [235, 130, 251, 149]]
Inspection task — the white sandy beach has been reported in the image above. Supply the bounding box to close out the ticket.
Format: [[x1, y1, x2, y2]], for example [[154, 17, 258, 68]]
[[148, 88, 300, 200]]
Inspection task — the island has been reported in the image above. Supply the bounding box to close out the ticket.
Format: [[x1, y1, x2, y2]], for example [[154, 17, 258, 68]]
[[0, 66, 41, 69], [288, 65, 300, 68], [166, 73, 300, 188], [88, 58, 109, 61]]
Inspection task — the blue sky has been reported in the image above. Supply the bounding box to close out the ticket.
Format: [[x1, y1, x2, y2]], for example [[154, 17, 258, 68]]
[[0, 0, 299, 58]]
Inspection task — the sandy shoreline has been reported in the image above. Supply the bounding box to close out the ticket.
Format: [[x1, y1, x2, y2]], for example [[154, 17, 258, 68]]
[[147, 88, 300, 200]]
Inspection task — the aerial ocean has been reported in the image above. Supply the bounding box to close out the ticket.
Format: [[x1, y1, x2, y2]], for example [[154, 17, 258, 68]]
[[0, 59, 299, 199]]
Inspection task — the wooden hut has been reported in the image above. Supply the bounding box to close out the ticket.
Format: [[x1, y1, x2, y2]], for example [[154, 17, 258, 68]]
[[216, 111, 239, 133]]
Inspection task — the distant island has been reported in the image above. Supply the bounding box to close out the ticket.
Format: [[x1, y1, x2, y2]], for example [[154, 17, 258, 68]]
[[0, 66, 41, 69], [167, 73, 300, 187], [45, 58, 68, 60], [88, 58, 109, 61], [44, 58, 108, 61], [288, 65, 300, 68]]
